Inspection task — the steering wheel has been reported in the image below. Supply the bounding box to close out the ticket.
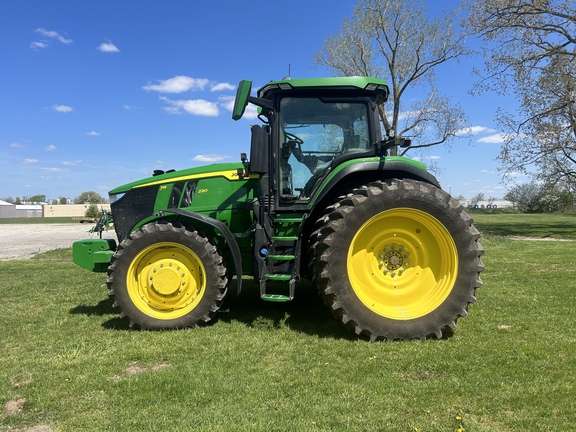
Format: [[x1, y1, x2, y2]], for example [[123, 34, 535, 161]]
[[285, 132, 303, 145]]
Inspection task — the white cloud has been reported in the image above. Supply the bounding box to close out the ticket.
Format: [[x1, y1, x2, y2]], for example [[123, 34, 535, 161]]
[[9, 143, 24, 148], [143, 76, 209, 93], [62, 160, 82, 166], [35, 28, 72, 44], [220, 95, 235, 111], [53, 104, 73, 113], [86, 131, 101, 136], [193, 154, 229, 162], [98, 41, 120, 53], [456, 126, 497, 136], [45, 145, 57, 151], [477, 134, 506, 144], [503, 171, 526, 180], [42, 167, 69, 172], [23, 158, 39, 164], [211, 82, 235, 92], [122, 104, 143, 110], [397, 110, 421, 121], [30, 41, 48, 50], [159, 96, 219, 117]]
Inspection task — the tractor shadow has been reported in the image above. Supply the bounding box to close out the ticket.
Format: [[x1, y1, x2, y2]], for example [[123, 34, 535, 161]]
[[218, 278, 357, 341], [69, 278, 357, 340], [69, 298, 131, 330]]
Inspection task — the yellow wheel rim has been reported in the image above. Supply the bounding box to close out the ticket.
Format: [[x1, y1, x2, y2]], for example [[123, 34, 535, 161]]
[[126, 242, 206, 320], [347, 208, 458, 320]]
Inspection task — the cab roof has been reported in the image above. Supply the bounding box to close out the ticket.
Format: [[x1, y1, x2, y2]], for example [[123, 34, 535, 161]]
[[257, 76, 389, 102]]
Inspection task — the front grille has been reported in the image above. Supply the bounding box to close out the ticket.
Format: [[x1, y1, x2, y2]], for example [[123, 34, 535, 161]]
[[111, 186, 159, 243]]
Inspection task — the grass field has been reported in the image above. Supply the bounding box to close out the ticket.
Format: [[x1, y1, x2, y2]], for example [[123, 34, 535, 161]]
[[1, 214, 575, 431], [472, 212, 576, 240]]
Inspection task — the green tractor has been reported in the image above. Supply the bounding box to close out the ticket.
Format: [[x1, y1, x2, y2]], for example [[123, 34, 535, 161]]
[[73, 76, 484, 341]]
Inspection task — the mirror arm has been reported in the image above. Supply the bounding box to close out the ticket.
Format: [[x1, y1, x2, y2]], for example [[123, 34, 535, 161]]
[[248, 96, 273, 111]]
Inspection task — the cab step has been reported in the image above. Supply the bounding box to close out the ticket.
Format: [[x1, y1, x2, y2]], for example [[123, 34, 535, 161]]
[[271, 236, 298, 242], [264, 274, 291, 281], [261, 294, 292, 302], [267, 254, 296, 261]]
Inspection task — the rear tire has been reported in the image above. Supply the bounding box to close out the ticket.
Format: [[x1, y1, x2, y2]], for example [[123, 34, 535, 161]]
[[107, 221, 228, 329], [312, 179, 484, 341]]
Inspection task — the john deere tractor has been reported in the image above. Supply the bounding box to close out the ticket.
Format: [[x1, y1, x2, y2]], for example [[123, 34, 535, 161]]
[[73, 76, 484, 341]]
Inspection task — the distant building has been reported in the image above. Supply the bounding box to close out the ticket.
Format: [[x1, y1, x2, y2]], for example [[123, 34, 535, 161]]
[[0, 201, 110, 218], [459, 200, 513, 209], [43, 203, 111, 217], [0, 201, 42, 218]]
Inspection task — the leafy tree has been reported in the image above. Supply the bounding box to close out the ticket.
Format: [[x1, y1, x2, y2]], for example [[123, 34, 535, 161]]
[[504, 181, 574, 213], [75, 191, 106, 204], [315, 0, 471, 156], [84, 203, 102, 219], [28, 194, 46, 203], [59, 197, 68, 204], [463, 0, 576, 189], [504, 183, 542, 213], [540, 185, 574, 213]]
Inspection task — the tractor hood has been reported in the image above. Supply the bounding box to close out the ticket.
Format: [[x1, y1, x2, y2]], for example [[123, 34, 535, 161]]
[[108, 162, 249, 196]]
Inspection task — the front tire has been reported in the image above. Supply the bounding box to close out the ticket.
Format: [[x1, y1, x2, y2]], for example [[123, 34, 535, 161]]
[[107, 221, 228, 329], [312, 179, 484, 341]]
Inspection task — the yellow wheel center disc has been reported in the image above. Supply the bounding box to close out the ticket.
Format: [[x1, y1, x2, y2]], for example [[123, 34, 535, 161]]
[[127, 242, 206, 319], [347, 208, 458, 320]]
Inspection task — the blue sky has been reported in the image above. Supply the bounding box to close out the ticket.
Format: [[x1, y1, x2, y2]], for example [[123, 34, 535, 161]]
[[0, 0, 523, 202]]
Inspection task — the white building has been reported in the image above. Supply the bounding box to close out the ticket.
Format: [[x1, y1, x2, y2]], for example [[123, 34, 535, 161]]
[[459, 200, 513, 209]]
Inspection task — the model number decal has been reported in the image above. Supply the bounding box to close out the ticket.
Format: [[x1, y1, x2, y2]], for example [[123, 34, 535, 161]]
[[197, 188, 208, 193]]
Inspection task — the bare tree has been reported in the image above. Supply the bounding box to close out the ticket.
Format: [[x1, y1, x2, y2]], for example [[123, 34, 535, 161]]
[[463, 0, 576, 190], [315, 0, 471, 156]]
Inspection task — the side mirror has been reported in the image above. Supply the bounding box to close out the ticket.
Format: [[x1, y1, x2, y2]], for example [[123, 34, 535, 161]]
[[375, 136, 412, 155], [232, 80, 252, 121], [398, 137, 411, 148]]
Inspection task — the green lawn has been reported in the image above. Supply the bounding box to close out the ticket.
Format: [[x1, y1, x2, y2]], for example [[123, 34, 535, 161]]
[[472, 212, 576, 240], [1, 216, 575, 431]]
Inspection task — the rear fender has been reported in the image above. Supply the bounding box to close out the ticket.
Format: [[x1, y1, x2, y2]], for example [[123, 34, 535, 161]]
[[311, 159, 441, 207]]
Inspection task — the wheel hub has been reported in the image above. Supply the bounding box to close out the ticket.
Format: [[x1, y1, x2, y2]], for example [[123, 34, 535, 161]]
[[379, 245, 409, 276], [148, 260, 186, 296]]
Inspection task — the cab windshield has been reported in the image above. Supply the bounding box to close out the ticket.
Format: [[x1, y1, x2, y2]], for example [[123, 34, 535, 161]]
[[279, 97, 371, 199]]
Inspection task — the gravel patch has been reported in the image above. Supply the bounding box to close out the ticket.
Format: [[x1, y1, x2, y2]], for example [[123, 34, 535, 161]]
[[0, 224, 117, 261]]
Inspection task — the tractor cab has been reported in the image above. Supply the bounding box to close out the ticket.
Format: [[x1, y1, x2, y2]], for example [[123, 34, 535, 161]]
[[233, 77, 391, 209]]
